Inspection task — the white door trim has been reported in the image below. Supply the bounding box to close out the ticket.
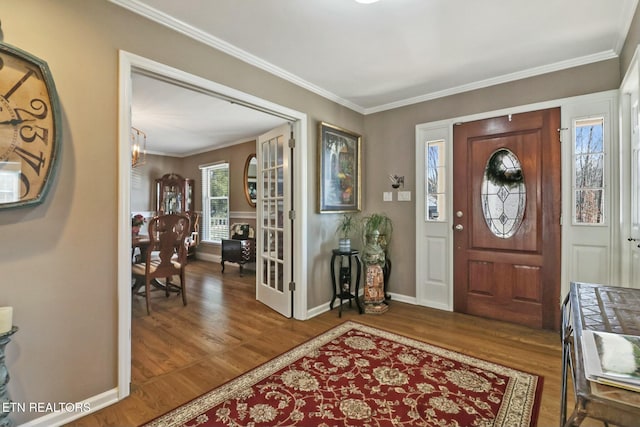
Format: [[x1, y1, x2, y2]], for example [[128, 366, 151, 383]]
[[619, 44, 640, 287], [415, 120, 453, 310], [117, 50, 308, 400]]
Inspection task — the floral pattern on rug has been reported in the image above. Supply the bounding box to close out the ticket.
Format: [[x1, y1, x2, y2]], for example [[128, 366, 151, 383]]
[[144, 322, 541, 427]]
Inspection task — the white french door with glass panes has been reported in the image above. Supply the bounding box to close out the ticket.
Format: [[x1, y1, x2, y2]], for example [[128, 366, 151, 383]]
[[256, 124, 292, 317]]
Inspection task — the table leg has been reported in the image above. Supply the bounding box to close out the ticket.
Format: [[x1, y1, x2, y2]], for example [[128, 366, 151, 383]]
[[330, 253, 337, 311], [560, 293, 571, 426], [347, 255, 353, 308], [383, 258, 392, 300], [338, 255, 346, 317], [355, 255, 363, 313]]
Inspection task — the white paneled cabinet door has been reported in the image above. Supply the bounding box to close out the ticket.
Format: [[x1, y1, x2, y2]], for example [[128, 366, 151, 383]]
[[256, 124, 293, 317]]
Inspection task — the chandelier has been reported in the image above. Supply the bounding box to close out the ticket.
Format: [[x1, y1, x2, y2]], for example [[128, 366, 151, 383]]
[[131, 127, 147, 168]]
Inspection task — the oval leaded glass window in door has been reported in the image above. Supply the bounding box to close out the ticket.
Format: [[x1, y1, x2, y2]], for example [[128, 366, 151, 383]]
[[481, 148, 526, 238]]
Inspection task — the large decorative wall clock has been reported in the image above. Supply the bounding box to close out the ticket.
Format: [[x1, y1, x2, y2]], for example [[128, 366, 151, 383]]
[[0, 42, 61, 209]]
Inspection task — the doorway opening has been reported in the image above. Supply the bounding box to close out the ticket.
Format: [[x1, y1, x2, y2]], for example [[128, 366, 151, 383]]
[[118, 51, 308, 399]]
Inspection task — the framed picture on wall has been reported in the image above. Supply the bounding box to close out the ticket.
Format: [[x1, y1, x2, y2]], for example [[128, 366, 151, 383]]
[[317, 122, 361, 213]]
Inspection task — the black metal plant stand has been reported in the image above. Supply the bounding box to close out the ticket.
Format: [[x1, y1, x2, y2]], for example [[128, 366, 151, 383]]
[[330, 249, 363, 317]]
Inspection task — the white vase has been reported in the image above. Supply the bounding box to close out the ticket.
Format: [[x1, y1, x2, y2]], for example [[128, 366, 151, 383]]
[[339, 238, 351, 252]]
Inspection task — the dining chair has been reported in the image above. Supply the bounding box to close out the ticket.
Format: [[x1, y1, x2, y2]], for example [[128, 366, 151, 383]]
[[131, 214, 191, 314]]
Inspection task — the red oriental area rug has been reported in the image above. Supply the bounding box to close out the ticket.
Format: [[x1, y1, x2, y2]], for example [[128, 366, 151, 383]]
[[143, 321, 542, 427]]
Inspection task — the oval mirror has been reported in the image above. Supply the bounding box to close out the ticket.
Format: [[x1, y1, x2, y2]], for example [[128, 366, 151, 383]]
[[244, 153, 257, 208], [481, 148, 526, 239]]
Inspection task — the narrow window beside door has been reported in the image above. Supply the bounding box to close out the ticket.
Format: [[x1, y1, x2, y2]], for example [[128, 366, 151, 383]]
[[425, 139, 446, 221], [574, 117, 605, 225]]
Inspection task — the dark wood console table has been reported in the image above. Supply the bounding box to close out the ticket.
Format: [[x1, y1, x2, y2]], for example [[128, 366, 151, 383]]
[[560, 282, 640, 426]]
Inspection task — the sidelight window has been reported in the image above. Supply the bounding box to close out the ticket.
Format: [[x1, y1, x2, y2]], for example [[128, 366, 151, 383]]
[[425, 139, 446, 221], [574, 117, 605, 224]]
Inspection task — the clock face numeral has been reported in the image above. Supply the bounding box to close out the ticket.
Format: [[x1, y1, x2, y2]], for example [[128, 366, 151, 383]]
[[15, 98, 48, 121], [20, 125, 49, 145], [0, 43, 60, 208], [13, 146, 45, 176], [18, 173, 31, 199]]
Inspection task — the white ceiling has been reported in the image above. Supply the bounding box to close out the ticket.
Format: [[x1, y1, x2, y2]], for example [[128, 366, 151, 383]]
[[131, 73, 288, 157], [121, 0, 638, 156]]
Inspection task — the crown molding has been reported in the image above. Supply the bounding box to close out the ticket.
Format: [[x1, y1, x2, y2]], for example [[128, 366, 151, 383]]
[[364, 50, 618, 114], [109, 0, 365, 114], [144, 134, 259, 158], [111, 0, 631, 116]]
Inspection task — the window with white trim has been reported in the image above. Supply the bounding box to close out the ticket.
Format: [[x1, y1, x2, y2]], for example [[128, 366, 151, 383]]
[[425, 139, 446, 221], [574, 117, 605, 224], [200, 162, 229, 242]]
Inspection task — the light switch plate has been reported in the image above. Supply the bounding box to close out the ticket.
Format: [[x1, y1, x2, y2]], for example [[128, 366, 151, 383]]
[[398, 191, 411, 201], [383, 191, 393, 202]]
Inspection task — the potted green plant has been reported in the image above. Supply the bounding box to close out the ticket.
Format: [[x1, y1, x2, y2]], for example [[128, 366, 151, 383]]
[[361, 213, 393, 253], [336, 214, 358, 252]]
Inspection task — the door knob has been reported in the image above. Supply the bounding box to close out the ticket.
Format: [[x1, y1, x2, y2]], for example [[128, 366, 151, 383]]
[[454, 224, 464, 231]]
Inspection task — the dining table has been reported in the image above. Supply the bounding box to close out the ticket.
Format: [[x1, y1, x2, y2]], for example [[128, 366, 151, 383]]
[[132, 234, 151, 264], [131, 234, 151, 292]]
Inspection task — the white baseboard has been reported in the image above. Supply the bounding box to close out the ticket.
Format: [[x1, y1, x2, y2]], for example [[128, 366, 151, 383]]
[[306, 301, 332, 319], [416, 300, 453, 312], [387, 292, 417, 305], [306, 292, 419, 320], [17, 388, 119, 427]]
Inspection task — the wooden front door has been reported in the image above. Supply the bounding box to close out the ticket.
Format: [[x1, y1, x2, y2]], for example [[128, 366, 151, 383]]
[[453, 108, 561, 330]]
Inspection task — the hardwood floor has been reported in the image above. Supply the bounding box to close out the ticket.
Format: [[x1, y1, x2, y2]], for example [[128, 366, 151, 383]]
[[69, 259, 584, 426]]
